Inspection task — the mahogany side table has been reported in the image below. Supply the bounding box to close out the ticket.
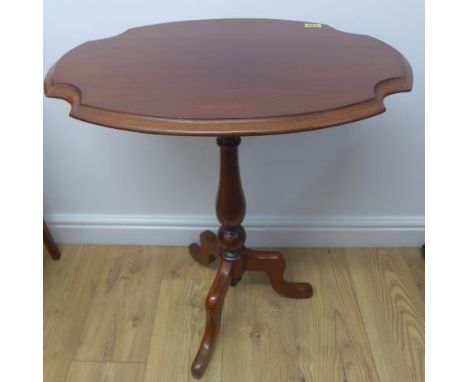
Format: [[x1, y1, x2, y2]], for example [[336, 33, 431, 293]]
[[44, 19, 412, 379]]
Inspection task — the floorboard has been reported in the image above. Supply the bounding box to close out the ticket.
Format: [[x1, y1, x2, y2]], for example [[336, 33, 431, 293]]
[[44, 245, 424, 382]]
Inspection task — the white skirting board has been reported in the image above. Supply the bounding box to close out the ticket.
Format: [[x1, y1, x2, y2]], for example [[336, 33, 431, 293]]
[[44, 214, 425, 247]]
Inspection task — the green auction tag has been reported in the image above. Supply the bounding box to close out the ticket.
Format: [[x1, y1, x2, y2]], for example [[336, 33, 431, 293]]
[[304, 23, 322, 29]]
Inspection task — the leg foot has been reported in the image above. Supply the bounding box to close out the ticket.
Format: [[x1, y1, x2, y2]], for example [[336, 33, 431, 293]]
[[189, 230, 218, 265], [230, 276, 242, 287], [245, 249, 313, 299], [191, 260, 232, 379]]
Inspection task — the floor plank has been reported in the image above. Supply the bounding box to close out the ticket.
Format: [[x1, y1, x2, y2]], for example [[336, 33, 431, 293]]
[[44, 245, 81, 318], [402, 248, 425, 301], [162, 246, 217, 280], [65, 361, 145, 382], [74, 246, 165, 362], [143, 279, 223, 382], [222, 283, 303, 382], [346, 248, 425, 382], [44, 245, 108, 382], [44, 245, 425, 382], [288, 249, 381, 382]]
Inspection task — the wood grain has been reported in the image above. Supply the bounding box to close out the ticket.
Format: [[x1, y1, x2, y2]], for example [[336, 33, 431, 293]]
[[44, 246, 108, 382], [44, 245, 424, 382], [222, 284, 303, 381], [291, 249, 381, 382], [74, 246, 164, 362], [65, 362, 145, 382], [44, 245, 81, 321], [144, 280, 223, 382], [44, 19, 412, 136], [345, 248, 425, 382], [163, 246, 217, 280], [163, 241, 268, 284], [402, 248, 425, 301]]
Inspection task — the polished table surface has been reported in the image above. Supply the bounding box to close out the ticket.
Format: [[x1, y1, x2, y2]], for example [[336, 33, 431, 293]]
[[44, 19, 413, 379], [45, 18, 412, 136]]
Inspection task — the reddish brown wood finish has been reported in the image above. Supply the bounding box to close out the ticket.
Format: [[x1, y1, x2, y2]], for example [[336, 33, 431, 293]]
[[190, 138, 312, 379], [244, 249, 313, 299], [191, 260, 232, 379], [189, 230, 218, 265], [43, 220, 61, 260], [44, 19, 412, 137], [215, 137, 246, 261]]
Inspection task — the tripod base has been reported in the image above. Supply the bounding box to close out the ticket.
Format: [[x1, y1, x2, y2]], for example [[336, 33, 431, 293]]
[[190, 230, 313, 379]]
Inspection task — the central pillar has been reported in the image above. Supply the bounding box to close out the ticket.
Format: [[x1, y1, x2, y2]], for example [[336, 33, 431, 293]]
[[216, 137, 246, 264]]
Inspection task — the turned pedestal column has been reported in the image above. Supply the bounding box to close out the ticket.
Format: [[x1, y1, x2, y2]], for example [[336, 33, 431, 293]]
[[189, 137, 313, 378]]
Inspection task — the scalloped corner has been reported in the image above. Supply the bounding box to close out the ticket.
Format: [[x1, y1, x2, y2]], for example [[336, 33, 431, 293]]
[[372, 57, 413, 112], [44, 65, 83, 115]]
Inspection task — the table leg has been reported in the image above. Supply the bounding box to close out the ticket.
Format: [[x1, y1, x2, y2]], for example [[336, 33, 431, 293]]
[[189, 137, 313, 379], [189, 230, 219, 265], [44, 220, 61, 260], [191, 260, 232, 379], [244, 248, 313, 299]]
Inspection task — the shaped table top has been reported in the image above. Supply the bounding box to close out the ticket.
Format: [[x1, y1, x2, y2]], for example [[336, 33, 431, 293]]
[[45, 18, 412, 136]]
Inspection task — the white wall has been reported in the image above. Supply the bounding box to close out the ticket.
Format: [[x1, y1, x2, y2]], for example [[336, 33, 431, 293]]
[[43, 0, 424, 247]]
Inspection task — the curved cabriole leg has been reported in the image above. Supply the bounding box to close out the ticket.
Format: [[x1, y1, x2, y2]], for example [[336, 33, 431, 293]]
[[245, 249, 313, 299], [189, 230, 219, 265], [191, 260, 232, 379]]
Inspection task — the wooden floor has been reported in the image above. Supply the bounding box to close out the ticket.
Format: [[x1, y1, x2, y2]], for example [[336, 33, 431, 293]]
[[44, 245, 424, 382]]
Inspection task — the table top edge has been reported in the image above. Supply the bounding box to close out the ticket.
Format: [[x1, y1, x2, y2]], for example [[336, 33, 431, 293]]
[[44, 64, 412, 137]]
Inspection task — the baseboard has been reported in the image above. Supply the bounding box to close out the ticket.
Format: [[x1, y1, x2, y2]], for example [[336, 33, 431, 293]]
[[44, 213, 425, 247]]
